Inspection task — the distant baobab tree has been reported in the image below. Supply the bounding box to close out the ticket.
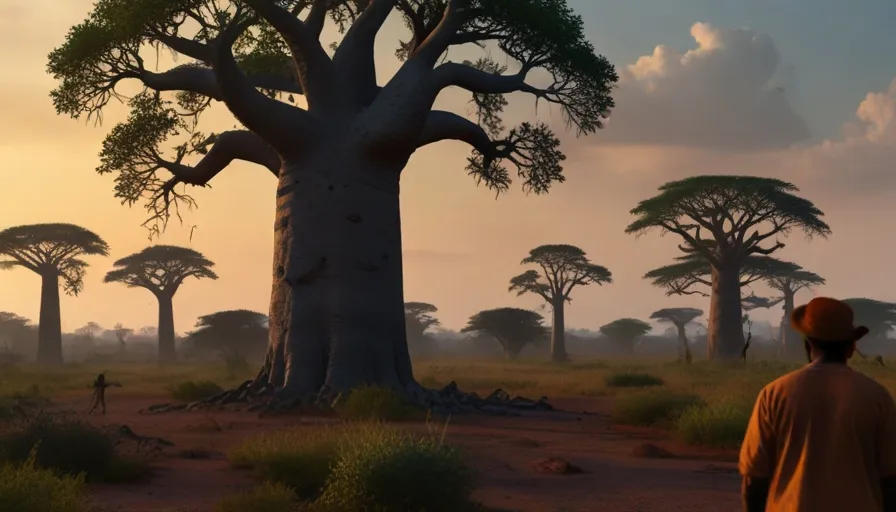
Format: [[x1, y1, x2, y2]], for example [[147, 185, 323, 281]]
[[650, 308, 703, 363], [763, 266, 825, 359], [461, 308, 548, 360], [629, 176, 830, 360], [104, 245, 218, 364], [0, 223, 109, 365], [510, 245, 612, 362], [599, 318, 652, 355], [50, 0, 618, 404]]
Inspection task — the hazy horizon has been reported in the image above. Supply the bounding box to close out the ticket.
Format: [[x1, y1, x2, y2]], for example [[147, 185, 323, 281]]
[[3, 0, 896, 337]]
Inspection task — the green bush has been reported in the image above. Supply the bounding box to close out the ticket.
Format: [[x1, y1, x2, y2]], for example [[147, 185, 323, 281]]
[[605, 372, 664, 388], [171, 380, 224, 402], [229, 426, 342, 500], [613, 391, 703, 427], [676, 401, 751, 449], [315, 423, 475, 512], [338, 386, 419, 422], [0, 450, 89, 512], [215, 482, 300, 512], [0, 414, 149, 483]]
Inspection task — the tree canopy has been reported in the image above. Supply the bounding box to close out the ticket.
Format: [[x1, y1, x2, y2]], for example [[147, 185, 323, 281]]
[[841, 298, 896, 341], [404, 301, 440, 354], [104, 245, 218, 295], [650, 308, 703, 326], [627, 176, 830, 267], [509, 245, 612, 304], [0, 223, 109, 295], [183, 309, 269, 358], [765, 266, 825, 297], [49, 0, 618, 233], [461, 307, 547, 359], [599, 318, 652, 352], [645, 253, 801, 297], [0, 313, 35, 354]]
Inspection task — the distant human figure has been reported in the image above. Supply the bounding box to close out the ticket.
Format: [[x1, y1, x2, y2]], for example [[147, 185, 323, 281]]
[[87, 372, 121, 415], [739, 297, 896, 511]]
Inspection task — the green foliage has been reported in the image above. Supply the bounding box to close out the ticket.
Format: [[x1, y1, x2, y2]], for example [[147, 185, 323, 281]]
[[0, 450, 89, 512], [0, 414, 148, 483], [338, 386, 420, 422], [104, 245, 218, 294], [215, 482, 300, 512], [0, 224, 109, 296], [764, 268, 825, 296], [510, 245, 612, 303], [675, 402, 751, 449], [170, 380, 224, 402], [613, 391, 703, 427], [605, 372, 664, 388], [600, 319, 652, 344], [182, 310, 269, 362], [645, 253, 801, 297], [650, 308, 703, 326], [461, 308, 548, 358], [315, 424, 475, 512], [405, 302, 440, 356]]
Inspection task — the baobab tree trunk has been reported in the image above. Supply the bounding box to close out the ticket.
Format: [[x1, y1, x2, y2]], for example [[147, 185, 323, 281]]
[[780, 292, 801, 359], [707, 265, 744, 360], [550, 300, 569, 363], [36, 272, 63, 365], [254, 159, 415, 397], [157, 293, 176, 364]]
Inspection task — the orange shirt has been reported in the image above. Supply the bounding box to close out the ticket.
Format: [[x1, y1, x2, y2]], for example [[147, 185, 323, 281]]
[[739, 362, 896, 511]]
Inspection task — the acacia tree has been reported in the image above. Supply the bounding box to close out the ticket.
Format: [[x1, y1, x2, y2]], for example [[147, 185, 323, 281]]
[[404, 302, 439, 356], [0, 224, 109, 365], [763, 266, 824, 359], [112, 323, 134, 352], [104, 245, 218, 363], [509, 245, 612, 362], [0, 313, 37, 358], [50, 0, 617, 401], [461, 307, 547, 360], [628, 177, 830, 360], [599, 318, 652, 355], [183, 309, 269, 360], [842, 298, 896, 355], [649, 307, 702, 363]]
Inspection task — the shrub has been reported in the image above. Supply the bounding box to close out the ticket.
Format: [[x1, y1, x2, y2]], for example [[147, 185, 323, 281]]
[[171, 380, 224, 402], [605, 372, 664, 388], [613, 391, 703, 427], [0, 414, 149, 483], [229, 426, 342, 500], [676, 401, 751, 449], [215, 482, 299, 512], [315, 423, 475, 512], [0, 450, 89, 512], [338, 386, 419, 422]]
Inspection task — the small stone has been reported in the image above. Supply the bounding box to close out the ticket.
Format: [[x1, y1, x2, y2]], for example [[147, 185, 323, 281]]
[[533, 457, 584, 475]]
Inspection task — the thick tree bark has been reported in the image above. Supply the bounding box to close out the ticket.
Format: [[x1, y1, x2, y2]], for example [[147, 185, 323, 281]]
[[157, 293, 177, 364], [550, 300, 568, 362], [707, 265, 744, 360], [780, 291, 801, 359], [255, 158, 415, 397], [36, 272, 63, 365]]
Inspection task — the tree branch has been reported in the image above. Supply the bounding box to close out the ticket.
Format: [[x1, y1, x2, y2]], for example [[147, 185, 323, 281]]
[[211, 15, 318, 156], [333, 0, 399, 107], [412, 0, 465, 67], [433, 62, 534, 95], [416, 110, 493, 151], [244, 0, 334, 109]]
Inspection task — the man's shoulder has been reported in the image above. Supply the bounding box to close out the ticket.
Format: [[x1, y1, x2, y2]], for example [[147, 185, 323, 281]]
[[763, 364, 891, 398]]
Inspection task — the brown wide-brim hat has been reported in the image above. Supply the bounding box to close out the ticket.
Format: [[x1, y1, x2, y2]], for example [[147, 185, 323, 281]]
[[791, 297, 870, 343]]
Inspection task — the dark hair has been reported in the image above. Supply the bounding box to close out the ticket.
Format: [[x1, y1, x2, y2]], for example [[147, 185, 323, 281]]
[[804, 337, 853, 362]]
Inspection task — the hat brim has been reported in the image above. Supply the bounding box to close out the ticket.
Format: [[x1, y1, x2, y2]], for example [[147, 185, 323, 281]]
[[792, 305, 870, 342]]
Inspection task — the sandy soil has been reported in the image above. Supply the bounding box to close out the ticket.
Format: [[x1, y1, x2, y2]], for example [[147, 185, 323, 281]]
[[50, 395, 742, 512]]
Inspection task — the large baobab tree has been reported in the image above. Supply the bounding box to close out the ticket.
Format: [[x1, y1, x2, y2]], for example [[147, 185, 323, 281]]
[[510, 245, 612, 362], [599, 318, 652, 355], [0, 224, 109, 365], [763, 266, 824, 359], [104, 245, 218, 363], [650, 308, 703, 363], [461, 307, 548, 360], [50, 0, 617, 402], [628, 176, 830, 360]]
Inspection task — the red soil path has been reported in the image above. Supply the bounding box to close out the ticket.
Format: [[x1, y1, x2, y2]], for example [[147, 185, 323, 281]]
[[50, 395, 741, 512]]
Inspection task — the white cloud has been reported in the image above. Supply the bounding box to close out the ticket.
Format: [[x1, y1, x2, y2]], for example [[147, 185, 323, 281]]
[[599, 22, 809, 150]]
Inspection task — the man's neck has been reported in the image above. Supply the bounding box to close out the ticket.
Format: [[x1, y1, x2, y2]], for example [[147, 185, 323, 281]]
[[811, 356, 849, 365]]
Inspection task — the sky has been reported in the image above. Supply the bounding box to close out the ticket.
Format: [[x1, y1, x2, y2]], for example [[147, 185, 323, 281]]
[[2, 0, 896, 337]]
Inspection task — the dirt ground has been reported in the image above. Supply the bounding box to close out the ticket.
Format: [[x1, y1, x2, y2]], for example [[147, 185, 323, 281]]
[[56, 394, 742, 512]]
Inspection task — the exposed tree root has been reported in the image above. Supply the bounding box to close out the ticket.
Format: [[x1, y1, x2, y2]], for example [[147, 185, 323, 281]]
[[139, 379, 554, 417]]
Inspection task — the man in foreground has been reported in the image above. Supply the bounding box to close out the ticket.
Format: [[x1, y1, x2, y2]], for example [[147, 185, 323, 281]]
[[739, 297, 896, 511]]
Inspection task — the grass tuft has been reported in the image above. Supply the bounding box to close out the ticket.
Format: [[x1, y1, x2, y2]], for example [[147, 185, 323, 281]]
[[215, 482, 300, 512], [170, 380, 224, 402], [338, 385, 420, 422], [613, 390, 703, 427], [605, 372, 665, 388], [675, 401, 751, 449], [0, 449, 89, 512]]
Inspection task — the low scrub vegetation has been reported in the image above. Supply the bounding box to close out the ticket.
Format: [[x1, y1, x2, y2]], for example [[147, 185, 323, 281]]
[[170, 380, 224, 402], [605, 372, 664, 388], [0, 414, 150, 483], [613, 390, 703, 427], [229, 421, 477, 511], [0, 451, 89, 512], [338, 385, 420, 421], [675, 401, 752, 449], [215, 482, 299, 512]]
